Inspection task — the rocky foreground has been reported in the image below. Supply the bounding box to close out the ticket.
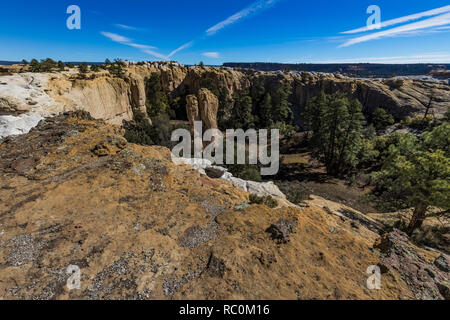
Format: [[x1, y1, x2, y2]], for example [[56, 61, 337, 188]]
[[0, 112, 448, 300]]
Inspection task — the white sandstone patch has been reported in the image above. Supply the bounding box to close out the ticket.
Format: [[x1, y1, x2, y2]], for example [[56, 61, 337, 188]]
[[172, 157, 288, 204], [0, 73, 63, 117], [0, 113, 44, 139]]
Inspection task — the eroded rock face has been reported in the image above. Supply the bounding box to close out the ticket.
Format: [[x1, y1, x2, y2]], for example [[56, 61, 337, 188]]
[[198, 88, 219, 130], [186, 88, 219, 131], [49, 76, 134, 125], [1, 64, 448, 140], [375, 230, 449, 300], [186, 94, 200, 133]]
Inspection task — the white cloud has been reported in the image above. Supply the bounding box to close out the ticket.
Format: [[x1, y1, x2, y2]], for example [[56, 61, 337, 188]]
[[114, 24, 148, 32], [341, 5, 450, 34], [167, 0, 282, 58], [202, 52, 220, 58], [340, 12, 450, 47], [206, 0, 281, 36], [100, 31, 166, 60], [316, 53, 450, 64], [143, 49, 168, 60], [115, 24, 138, 31], [168, 41, 194, 58], [106, 1, 282, 59], [101, 32, 131, 44], [128, 43, 156, 50]]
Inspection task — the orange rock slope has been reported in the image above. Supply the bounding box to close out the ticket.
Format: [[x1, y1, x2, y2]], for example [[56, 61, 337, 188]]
[[0, 112, 443, 300]]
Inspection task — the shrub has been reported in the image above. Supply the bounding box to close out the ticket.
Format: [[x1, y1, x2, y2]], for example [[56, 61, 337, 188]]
[[372, 108, 394, 131], [90, 64, 100, 72], [78, 62, 89, 74], [57, 61, 65, 71], [401, 115, 435, 131], [30, 59, 41, 72], [249, 194, 278, 208]]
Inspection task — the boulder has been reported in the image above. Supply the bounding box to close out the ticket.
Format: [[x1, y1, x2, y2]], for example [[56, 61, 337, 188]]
[[434, 255, 450, 273], [205, 167, 226, 179], [374, 230, 449, 300], [266, 219, 297, 243]]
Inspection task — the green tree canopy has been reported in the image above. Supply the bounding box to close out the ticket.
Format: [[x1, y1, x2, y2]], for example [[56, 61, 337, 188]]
[[145, 73, 169, 117], [373, 123, 450, 231], [372, 108, 394, 131], [39, 58, 57, 72], [30, 59, 41, 72], [304, 92, 366, 175], [57, 61, 65, 71], [78, 62, 89, 73], [230, 90, 255, 130]]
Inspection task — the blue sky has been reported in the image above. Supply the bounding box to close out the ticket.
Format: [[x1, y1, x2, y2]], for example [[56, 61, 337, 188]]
[[1, 0, 449, 64]]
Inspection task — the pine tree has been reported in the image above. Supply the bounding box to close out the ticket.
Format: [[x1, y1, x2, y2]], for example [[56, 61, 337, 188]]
[[30, 59, 41, 72], [40, 58, 57, 72], [57, 61, 65, 71], [90, 64, 100, 72], [145, 73, 169, 117], [78, 62, 88, 74], [270, 81, 293, 124], [304, 92, 365, 175], [231, 90, 255, 130], [259, 93, 273, 127], [372, 108, 394, 131], [374, 127, 450, 232]]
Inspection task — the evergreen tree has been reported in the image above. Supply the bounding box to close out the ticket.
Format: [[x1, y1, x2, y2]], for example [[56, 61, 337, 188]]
[[90, 64, 100, 72], [78, 62, 89, 73], [57, 61, 65, 71], [40, 58, 57, 72], [30, 59, 41, 72], [109, 61, 125, 78], [304, 92, 365, 175], [145, 73, 169, 117], [231, 90, 255, 129], [373, 127, 450, 232], [372, 108, 394, 131], [270, 81, 293, 124], [259, 93, 273, 127]]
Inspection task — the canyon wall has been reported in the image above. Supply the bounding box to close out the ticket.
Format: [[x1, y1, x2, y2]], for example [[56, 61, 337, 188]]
[[1, 63, 449, 138]]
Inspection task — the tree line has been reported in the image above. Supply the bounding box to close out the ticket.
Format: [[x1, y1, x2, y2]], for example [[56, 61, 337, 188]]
[[304, 91, 449, 232]]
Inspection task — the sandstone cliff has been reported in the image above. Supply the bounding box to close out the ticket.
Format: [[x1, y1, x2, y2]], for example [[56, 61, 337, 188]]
[[0, 63, 448, 139], [0, 112, 448, 300], [186, 88, 219, 131]]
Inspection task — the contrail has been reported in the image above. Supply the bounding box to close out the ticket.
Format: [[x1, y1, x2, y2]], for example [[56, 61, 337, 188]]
[[341, 5, 450, 34], [340, 12, 450, 47]]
